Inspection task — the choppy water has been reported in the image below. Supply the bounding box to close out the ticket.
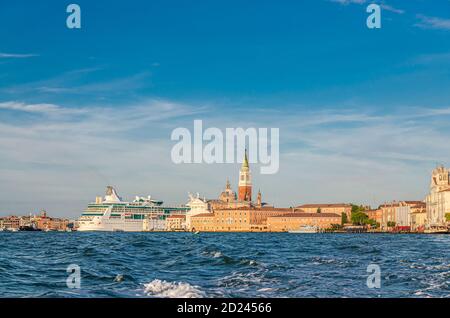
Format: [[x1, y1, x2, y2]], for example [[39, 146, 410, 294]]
[[0, 232, 449, 298]]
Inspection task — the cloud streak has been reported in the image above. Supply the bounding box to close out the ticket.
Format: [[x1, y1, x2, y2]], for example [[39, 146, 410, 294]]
[[0, 101, 64, 114], [1, 68, 151, 101], [329, 0, 404, 14], [0, 52, 38, 58], [415, 14, 450, 30], [380, 4, 404, 15]]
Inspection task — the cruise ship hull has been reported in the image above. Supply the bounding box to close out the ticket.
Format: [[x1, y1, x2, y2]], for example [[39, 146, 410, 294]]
[[78, 216, 144, 232]]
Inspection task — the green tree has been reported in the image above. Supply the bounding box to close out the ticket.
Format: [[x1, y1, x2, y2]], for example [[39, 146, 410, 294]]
[[351, 204, 365, 214], [317, 207, 322, 213], [341, 212, 348, 225], [445, 213, 450, 222], [330, 224, 342, 231], [366, 218, 378, 227], [387, 221, 396, 227], [350, 204, 369, 225], [351, 211, 369, 225]]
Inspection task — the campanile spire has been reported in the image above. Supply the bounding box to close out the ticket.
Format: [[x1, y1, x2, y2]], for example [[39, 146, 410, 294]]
[[238, 149, 252, 202]]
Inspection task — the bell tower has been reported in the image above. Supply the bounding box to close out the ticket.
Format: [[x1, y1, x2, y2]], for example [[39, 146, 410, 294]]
[[238, 149, 252, 202], [257, 190, 262, 206]]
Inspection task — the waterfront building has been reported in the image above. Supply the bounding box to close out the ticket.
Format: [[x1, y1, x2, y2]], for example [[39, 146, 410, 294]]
[[396, 203, 411, 228], [295, 203, 352, 220], [34, 210, 69, 231], [142, 216, 166, 231], [191, 206, 303, 232], [166, 215, 186, 231], [395, 201, 426, 231], [379, 201, 426, 232], [425, 165, 450, 229], [1, 216, 20, 230], [189, 213, 215, 231], [0, 213, 69, 231], [267, 213, 341, 232], [366, 209, 383, 226], [410, 202, 427, 232], [379, 202, 400, 230], [185, 193, 211, 231]]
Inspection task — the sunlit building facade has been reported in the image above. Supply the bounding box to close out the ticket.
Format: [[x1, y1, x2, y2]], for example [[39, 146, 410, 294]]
[[425, 165, 450, 229]]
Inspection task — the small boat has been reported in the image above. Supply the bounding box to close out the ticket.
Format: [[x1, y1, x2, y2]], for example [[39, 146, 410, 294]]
[[19, 225, 42, 232], [7, 228, 19, 232], [289, 225, 319, 234], [193, 231, 200, 235]]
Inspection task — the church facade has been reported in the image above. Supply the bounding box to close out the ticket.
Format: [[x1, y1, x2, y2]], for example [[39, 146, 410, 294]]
[[425, 165, 450, 228]]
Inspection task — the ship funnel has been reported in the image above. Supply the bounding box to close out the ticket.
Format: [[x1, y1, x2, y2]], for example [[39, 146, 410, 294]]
[[104, 186, 122, 203]]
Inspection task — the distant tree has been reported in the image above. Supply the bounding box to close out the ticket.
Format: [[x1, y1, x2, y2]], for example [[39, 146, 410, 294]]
[[341, 212, 348, 225], [351, 204, 366, 214], [387, 221, 396, 228], [350, 204, 369, 225], [330, 224, 342, 231], [445, 213, 450, 222], [351, 211, 369, 225], [317, 207, 322, 213]]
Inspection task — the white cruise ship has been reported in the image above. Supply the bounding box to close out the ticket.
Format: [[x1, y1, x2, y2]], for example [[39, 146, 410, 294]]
[[77, 186, 189, 232]]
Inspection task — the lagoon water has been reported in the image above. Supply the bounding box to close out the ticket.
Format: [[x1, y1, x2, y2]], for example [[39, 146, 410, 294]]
[[0, 232, 449, 298]]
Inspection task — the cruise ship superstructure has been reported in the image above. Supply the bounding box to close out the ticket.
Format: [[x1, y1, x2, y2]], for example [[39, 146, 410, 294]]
[[77, 186, 189, 232]]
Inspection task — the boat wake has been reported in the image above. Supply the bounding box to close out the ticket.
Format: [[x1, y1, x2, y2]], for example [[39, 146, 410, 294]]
[[143, 279, 205, 298]]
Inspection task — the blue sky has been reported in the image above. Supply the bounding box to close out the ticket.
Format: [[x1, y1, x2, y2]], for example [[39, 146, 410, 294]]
[[1, 0, 450, 217]]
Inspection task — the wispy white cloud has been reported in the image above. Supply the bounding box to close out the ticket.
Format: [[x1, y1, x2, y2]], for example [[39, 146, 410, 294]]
[[415, 14, 450, 30], [0, 52, 38, 58], [329, 0, 404, 14], [330, 0, 366, 5], [380, 4, 404, 15], [0, 101, 62, 114], [1, 68, 150, 98], [0, 101, 88, 116]]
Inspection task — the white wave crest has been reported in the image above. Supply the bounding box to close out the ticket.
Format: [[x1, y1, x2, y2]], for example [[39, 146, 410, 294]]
[[143, 279, 205, 298], [202, 250, 223, 258]]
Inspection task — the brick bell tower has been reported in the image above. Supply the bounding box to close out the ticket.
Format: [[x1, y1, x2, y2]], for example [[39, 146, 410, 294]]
[[238, 149, 252, 202]]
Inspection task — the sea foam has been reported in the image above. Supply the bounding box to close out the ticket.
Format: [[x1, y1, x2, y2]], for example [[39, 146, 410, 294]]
[[143, 279, 205, 298]]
